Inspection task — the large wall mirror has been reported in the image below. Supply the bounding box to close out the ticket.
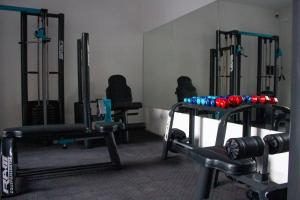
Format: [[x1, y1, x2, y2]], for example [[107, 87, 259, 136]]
[[143, 1, 218, 110], [143, 0, 292, 113]]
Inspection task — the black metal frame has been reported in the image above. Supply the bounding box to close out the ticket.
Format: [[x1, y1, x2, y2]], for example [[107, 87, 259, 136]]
[[210, 30, 280, 97], [0, 32, 123, 198], [74, 34, 96, 127], [20, 10, 65, 125], [288, 1, 300, 198], [210, 30, 242, 96], [79, 33, 92, 128], [256, 36, 280, 96]]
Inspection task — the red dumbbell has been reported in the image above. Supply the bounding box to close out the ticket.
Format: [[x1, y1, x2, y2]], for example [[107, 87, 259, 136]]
[[222, 98, 229, 108], [228, 96, 243, 106], [215, 98, 221, 107], [216, 98, 229, 108], [269, 97, 279, 104], [251, 96, 259, 104], [235, 96, 243, 105], [259, 95, 272, 104], [228, 96, 236, 105]]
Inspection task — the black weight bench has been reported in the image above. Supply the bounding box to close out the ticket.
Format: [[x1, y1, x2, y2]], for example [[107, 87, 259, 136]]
[[0, 122, 123, 197], [168, 138, 257, 199], [162, 103, 290, 200], [171, 135, 288, 200], [2, 122, 122, 138], [193, 133, 289, 200]]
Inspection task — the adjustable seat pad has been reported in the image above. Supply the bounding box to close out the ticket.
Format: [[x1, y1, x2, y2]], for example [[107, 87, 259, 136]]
[[112, 102, 142, 110]]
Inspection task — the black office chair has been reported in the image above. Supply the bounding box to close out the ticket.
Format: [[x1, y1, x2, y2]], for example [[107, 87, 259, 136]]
[[106, 75, 142, 143], [175, 76, 197, 102]]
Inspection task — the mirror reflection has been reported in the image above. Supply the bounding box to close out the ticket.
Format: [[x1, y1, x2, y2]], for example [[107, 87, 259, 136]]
[[143, 0, 292, 111]]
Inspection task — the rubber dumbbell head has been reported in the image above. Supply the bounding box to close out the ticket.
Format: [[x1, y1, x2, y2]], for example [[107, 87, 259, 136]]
[[225, 136, 265, 160], [170, 128, 187, 141]]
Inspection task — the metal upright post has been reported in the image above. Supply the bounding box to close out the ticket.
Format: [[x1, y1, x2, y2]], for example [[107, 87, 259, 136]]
[[229, 34, 235, 95], [209, 49, 216, 95], [58, 13, 65, 123], [41, 9, 48, 125], [189, 109, 196, 146], [81, 33, 92, 129], [216, 30, 220, 95], [242, 109, 251, 137], [77, 39, 83, 102], [257, 37, 263, 95], [236, 34, 242, 95], [273, 37, 279, 96], [20, 12, 28, 126], [288, 0, 300, 199]]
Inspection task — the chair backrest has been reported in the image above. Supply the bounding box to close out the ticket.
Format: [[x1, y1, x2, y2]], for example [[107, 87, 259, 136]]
[[106, 75, 133, 104], [175, 76, 197, 102]]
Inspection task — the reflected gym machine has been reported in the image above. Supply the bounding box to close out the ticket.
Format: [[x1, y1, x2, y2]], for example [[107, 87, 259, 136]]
[[0, 5, 65, 125], [209, 30, 284, 97]]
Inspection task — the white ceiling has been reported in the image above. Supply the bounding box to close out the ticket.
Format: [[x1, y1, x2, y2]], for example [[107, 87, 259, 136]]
[[223, 0, 292, 11]]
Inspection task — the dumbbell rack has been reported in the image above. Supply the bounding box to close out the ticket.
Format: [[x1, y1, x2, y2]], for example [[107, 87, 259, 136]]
[[162, 102, 290, 200], [162, 102, 253, 160]]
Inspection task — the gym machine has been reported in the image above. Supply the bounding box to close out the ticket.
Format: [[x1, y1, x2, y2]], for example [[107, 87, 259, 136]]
[[0, 5, 65, 126], [0, 33, 124, 197], [209, 30, 287, 127], [162, 101, 290, 200], [209, 30, 283, 97]]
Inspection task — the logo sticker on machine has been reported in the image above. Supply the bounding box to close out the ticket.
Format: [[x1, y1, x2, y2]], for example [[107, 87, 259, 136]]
[[2, 155, 14, 195], [164, 117, 171, 141], [59, 40, 64, 60], [87, 42, 90, 67]]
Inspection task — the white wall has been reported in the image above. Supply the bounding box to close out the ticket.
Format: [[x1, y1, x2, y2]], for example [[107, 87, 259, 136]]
[[142, 0, 215, 32], [0, 0, 143, 128]]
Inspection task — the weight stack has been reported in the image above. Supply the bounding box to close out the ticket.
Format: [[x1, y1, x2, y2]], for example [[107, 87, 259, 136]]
[[24, 101, 61, 125], [74, 102, 84, 123]]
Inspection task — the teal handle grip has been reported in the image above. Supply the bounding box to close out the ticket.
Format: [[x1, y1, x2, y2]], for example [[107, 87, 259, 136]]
[[103, 99, 112, 122]]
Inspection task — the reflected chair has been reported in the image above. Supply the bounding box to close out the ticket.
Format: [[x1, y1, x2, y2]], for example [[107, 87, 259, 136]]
[[175, 76, 198, 102]]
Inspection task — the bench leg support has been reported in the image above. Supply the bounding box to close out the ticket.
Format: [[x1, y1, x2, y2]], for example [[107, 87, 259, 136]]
[[104, 132, 122, 169], [1, 138, 18, 197], [195, 167, 214, 200]]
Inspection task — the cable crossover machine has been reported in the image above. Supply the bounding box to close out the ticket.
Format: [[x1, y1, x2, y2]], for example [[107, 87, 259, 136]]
[[209, 30, 285, 97]]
